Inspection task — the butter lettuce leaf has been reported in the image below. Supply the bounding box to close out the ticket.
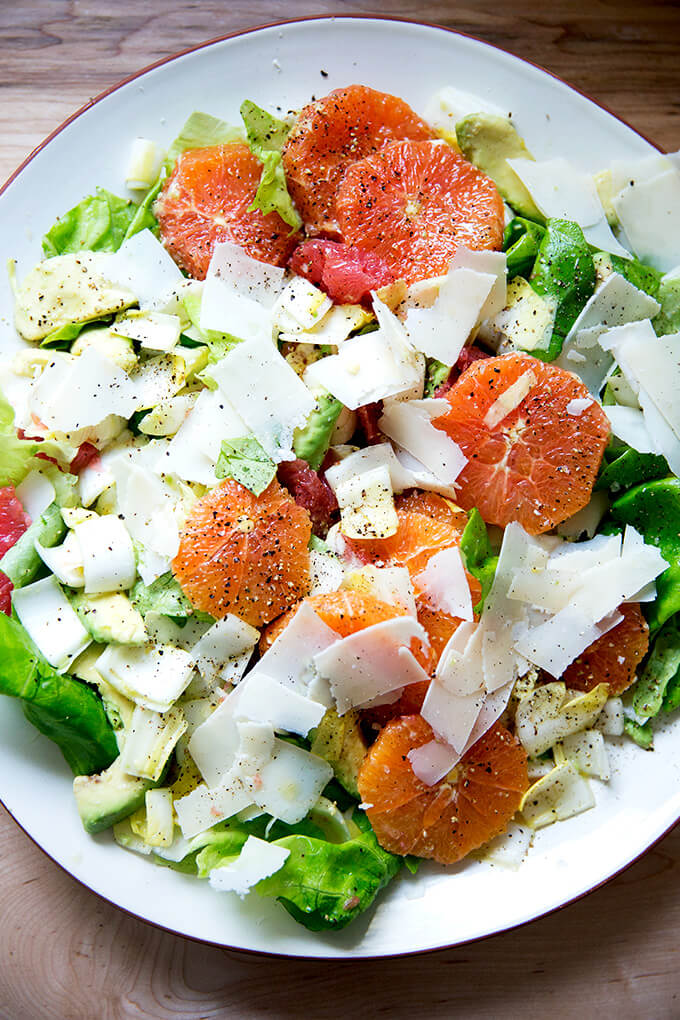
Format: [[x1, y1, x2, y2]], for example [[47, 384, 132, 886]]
[[0, 390, 41, 487], [240, 100, 302, 231], [215, 435, 276, 495], [165, 111, 243, 169], [42, 188, 139, 257]]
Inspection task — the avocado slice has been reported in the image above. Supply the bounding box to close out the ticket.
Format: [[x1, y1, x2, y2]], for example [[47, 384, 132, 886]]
[[70, 591, 147, 646], [455, 113, 543, 221], [73, 754, 159, 834], [310, 708, 368, 798]]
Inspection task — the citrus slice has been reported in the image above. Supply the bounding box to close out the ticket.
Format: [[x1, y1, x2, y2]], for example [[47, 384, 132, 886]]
[[282, 85, 435, 235], [563, 602, 649, 695], [289, 239, 394, 305], [358, 717, 529, 863], [171, 478, 311, 628], [155, 143, 300, 279], [433, 352, 611, 534], [335, 139, 505, 284], [0, 486, 31, 615]]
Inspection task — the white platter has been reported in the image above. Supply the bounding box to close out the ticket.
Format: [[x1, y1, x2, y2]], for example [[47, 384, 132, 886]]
[[0, 16, 678, 959]]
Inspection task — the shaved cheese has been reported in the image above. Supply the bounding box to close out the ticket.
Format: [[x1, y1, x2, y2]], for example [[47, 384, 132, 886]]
[[105, 229, 183, 308], [325, 442, 459, 501], [191, 616, 259, 687], [35, 529, 85, 588], [514, 606, 621, 677], [120, 704, 187, 780], [12, 576, 91, 670], [158, 387, 248, 485], [612, 169, 680, 271], [462, 679, 514, 755], [520, 762, 595, 828], [95, 643, 194, 712], [234, 720, 276, 774], [335, 464, 398, 540], [313, 616, 430, 714], [556, 491, 609, 540], [174, 772, 252, 840], [421, 679, 486, 754], [449, 247, 507, 320], [415, 546, 473, 621], [272, 277, 332, 333], [29, 347, 136, 434], [404, 266, 496, 364], [235, 672, 326, 736], [254, 602, 339, 696], [605, 405, 656, 453], [72, 514, 136, 594], [408, 738, 459, 786], [508, 157, 629, 256], [309, 548, 345, 595], [565, 273, 660, 343], [608, 152, 679, 195], [79, 456, 112, 508], [305, 298, 424, 408], [112, 311, 181, 352], [342, 564, 417, 616], [638, 386, 680, 478], [483, 369, 536, 429], [210, 335, 315, 462], [209, 835, 290, 897], [200, 240, 284, 340], [605, 323, 680, 442], [240, 738, 333, 824], [16, 470, 55, 521], [378, 399, 467, 485], [107, 458, 180, 582], [436, 622, 483, 696]]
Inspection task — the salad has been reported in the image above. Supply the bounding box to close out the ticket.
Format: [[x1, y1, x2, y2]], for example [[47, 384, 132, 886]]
[[2, 80, 680, 935]]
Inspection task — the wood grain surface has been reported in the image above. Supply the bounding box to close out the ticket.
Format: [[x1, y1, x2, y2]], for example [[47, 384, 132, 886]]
[[1, 3, 680, 1018]]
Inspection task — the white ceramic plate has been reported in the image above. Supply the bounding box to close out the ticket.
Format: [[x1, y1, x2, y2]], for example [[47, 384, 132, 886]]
[[1, 16, 678, 959]]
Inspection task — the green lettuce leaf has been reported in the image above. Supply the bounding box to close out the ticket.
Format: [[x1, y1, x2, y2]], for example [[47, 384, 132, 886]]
[[42, 188, 139, 257], [460, 508, 498, 613], [653, 275, 680, 336], [0, 390, 41, 487], [240, 100, 302, 231], [129, 571, 203, 622], [122, 176, 163, 242], [0, 501, 66, 589], [503, 217, 547, 280], [632, 617, 680, 719], [165, 111, 243, 169], [215, 436, 276, 495], [0, 612, 118, 775], [528, 219, 596, 360], [623, 716, 654, 750]]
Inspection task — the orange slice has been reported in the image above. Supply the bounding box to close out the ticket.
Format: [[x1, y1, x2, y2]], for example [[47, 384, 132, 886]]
[[358, 717, 529, 863], [563, 602, 649, 695], [155, 143, 300, 279], [335, 139, 505, 284], [433, 352, 611, 535], [172, 479, 311, 628]]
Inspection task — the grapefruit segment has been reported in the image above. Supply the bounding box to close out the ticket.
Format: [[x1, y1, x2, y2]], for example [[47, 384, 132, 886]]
[[171, 478, 311, 628], [289, 239, 394, 305], [358, 717, 529, 863], [433, 352, 611, 534], [282, 84, 435, 235], [335, 139, 505, 284], [155, 143, 300, 279], [563, 602, 649, 695]]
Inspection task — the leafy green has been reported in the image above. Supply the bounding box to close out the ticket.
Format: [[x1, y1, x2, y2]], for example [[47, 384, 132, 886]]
[[39, 321, 87, 350], [293, 391, 343, 470], [528, 219, 596, 360], [0, 502, 66, 589], [460, 508, 498, 613], [424, 358, 451, 397], [596, 444, 669, 494], [165, 111, 243, 169], [633, 618, 680, 719], [130, 572, 205, 622], [0, 612, 118, 775], [41, 188, 139, 257], [215, 436, 276, 495], [503, 217, 547, 279], [240, 100, 302, 231], [609, 478, 680, 633], [608, 253, 661, 301], [663, 670, 680, 713], [0, 391, 41, 487], [123, 176, 163, 242], [623, 717, 654, 750], [653, 275, 680, 336]]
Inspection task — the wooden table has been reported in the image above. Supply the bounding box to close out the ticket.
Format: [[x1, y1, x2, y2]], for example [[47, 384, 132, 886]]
[[1, 3, 680, 1017]]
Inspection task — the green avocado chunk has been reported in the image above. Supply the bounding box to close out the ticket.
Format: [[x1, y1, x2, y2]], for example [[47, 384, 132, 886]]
[[69, 592, 147, 646], [0, 501, 66, 589], [73, 754, 159, 834], [455, 113, 543, 220], [310, 708, 368, 799]]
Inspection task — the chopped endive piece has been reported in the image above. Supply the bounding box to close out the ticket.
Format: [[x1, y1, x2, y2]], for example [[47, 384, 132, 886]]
[[72, 514, 136, 594], [593, 697, 624, 736], [554, 728, 610, 781], [120, 704, 187, 781], [272, 277, 332, 333], [143, 788, 175, 847], [125, 138, 164, 190], [112, 311, 182, 352], [13, 252, 137, 341], [515, 681, 610, 757], [191, 616, 259, 687], [35, 529, 85, 588], [174, 771, 252, 840], [95, 643, 194, 712], [279, 303, 372, 346], [335, 463, 398, 540], [309, 547, 345, 595], [71, 327, 138, 372], [12, 575, 91, 670], [138, 394, 197, 437], [209, 835, 290, 897], [477, 821, 532, 870], [520, 762, 595, 829]]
